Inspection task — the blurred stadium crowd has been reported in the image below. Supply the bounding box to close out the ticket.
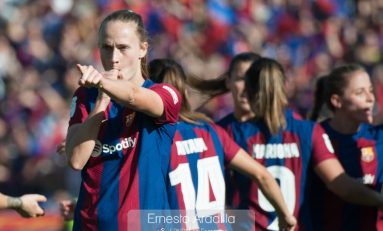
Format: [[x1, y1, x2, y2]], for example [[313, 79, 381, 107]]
[[0, 0, 383, 222]]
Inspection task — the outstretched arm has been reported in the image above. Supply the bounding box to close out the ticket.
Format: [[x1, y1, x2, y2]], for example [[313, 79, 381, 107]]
[[229, 149, 297, 231], [99, 77, 166, 118], [78, 64, 166, 118], [0, 193, 47, 218], [315, 158, 383, 209]]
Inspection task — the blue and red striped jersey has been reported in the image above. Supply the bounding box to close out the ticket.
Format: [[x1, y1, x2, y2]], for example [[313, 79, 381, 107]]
[[68, 80, 181, 231], [167, 121, 240, 230], [217, 109, 303, 212], [309, 120, 383, 231], [217, 108, 302, 129], [223, 110, 335, 231]]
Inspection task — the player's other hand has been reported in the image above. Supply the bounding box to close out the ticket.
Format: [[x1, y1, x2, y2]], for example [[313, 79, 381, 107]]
[[60, 199, 76, 221]]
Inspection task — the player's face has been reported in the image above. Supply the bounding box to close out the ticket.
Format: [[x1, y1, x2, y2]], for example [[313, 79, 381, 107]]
[[227, 61, 253, 114], [99, 21, 147, 81], [337, 70, 375, 124]]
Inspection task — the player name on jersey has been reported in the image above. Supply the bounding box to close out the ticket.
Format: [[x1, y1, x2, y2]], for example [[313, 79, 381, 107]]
[[176, 138, 208, 155], [252, 143, 300, 159]]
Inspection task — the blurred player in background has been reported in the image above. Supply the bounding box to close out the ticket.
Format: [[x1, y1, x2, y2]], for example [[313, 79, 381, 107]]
[[309, 64, 383, 230], [65, 10, 181, 231], [188, 52, 263, 210]]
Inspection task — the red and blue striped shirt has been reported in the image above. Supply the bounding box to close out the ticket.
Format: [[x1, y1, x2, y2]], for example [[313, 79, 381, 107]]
[[69, 80, 181, 231]]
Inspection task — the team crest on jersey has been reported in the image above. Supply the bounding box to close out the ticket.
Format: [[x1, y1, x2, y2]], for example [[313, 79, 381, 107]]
[[361, 147, 375, 163], [125, 112, 135, 127]]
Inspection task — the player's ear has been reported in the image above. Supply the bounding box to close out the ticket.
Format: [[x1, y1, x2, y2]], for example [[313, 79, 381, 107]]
[[139, 42, 148, 59], [330, 94, 342, 109]]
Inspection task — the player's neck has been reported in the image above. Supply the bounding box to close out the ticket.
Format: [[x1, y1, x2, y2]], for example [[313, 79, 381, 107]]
[[329, 115, 361, 135], [130, 73, 145, 86], [234, 110, 255, 122]]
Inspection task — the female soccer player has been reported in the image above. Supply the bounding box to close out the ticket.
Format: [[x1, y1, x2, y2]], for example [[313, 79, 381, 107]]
[[188, 52, 301, 210], [221, 57, 383, 230], [149, 58, 296, 231], [310, 64, 383, 230], [65, 10, 181, 231]]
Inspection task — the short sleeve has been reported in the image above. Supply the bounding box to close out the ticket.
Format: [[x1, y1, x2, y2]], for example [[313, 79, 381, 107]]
[[212, 123, 241, 165], [68, 87, 89, 126], [311, 123, 336, 166], [149, 83, 182, 124]]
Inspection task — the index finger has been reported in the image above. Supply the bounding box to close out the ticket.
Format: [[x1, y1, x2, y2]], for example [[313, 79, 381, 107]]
[[34, 195, 47, 202], [76, 64, 86, 74]]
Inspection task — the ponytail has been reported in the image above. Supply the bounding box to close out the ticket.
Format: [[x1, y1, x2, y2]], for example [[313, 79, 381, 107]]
[[187, 52, 261, 97], [245, 58, 288, 135], [187, 73, 229, 97], [149, 59, 212, 124], [309, 76, 328, 121]]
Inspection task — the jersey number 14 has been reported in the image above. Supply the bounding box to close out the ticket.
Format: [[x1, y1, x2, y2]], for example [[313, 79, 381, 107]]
[[169, 156, 225, 230]]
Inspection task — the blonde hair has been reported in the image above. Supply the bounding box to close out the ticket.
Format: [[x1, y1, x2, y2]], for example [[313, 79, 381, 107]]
[[245, 58, 288, 135]]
